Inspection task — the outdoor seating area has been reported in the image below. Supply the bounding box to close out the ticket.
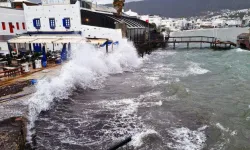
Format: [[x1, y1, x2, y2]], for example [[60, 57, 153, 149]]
[[0, 40, 71, 81]]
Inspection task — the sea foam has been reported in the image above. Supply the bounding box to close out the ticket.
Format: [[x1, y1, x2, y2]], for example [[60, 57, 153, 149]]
[[26, 39, 141, 143]]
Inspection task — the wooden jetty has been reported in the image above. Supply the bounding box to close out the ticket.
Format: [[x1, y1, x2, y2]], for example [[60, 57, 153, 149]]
[[168, 36, 237, 50], [133, 35, 236, 56]]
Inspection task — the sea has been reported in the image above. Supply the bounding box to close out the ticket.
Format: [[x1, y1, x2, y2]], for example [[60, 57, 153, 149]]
[[4, 27, 250, 150]]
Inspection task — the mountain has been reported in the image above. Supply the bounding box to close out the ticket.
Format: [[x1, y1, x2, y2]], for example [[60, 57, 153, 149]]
[[119, 0, 250, 17]]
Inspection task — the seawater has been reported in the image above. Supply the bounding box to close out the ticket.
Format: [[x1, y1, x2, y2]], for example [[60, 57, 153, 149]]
[[29, 28, 250, 150]]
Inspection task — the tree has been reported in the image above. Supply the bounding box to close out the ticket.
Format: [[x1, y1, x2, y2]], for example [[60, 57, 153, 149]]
[[151, 23, 157, 29]]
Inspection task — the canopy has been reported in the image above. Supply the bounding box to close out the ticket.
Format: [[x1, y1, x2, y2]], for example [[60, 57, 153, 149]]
[[8, 35, 87, 44], [8, 37, 37, 43], [86, 39, 108, 45], [54, 38, 85, 44], [32, 38, 58, 43]]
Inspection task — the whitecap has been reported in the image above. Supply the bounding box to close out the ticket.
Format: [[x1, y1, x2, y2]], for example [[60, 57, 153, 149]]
[[235, 48, 250, 52], [167, 126, 207, 150], [187, 62, 210, 75], [26, 39, 141, 143], [130, 129, 158, 147], [215, 123, 229, 132]]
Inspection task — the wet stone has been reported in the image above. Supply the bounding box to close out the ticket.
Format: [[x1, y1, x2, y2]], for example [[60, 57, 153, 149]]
[[0, 117, 27, 150]]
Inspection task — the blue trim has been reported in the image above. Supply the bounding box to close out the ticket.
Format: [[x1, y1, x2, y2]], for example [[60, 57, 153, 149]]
[[25, 31, 82, 35]]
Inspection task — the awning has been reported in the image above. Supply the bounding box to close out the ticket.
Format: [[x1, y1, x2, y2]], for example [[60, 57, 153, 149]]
[[54, 38, 85, 44], [8, 37, 37, 43], [31, 38, 58, 43], [86, 39, 109, 45], [8, 35, 87, 44]]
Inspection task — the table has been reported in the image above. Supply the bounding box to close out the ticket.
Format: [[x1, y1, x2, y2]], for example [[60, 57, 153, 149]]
[[3, 66, 17, 71]]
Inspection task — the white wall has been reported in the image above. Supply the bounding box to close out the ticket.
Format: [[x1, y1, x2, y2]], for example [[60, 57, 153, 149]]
[[0, 7, 26, 35], [81, 25, 122, 40], [0, 2, 11, 7], [42, 0, 70, 5], [0, 42, 8, 51], [23, 1, 81, 32], [140, 15, 149, 22]]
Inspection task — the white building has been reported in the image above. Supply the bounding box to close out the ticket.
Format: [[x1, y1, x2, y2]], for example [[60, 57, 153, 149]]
[[8, 0, 150, 52], [124, 9, 139, 18], [0, 0, 35, 53], [225, 19, 241, 27], [161, 18, 178, 31], [140, 15, 162, 27], [212, 19, 226, 27], [243, 16, 250, 26]]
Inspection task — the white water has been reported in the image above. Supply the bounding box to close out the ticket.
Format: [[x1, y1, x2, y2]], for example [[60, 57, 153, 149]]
[[26, 39, 141, 143], [167, 126, 207, 150]]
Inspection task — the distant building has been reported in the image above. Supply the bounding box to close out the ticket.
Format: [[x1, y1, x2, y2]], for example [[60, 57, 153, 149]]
[[225, 19, 241, 27], [242, 16, 250, 26], [124, 9, 139, 18], [140, 15, 162, 27], [212, 19, 226, 27]]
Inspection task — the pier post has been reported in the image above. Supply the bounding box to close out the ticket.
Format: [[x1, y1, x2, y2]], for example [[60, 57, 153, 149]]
[[187, 42, 189, 49], [173, 40, 176, 49], [106, 40, 109, 53]]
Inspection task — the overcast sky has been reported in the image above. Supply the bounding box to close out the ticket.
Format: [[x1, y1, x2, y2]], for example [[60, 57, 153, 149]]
[[92, 0, 143, 4]]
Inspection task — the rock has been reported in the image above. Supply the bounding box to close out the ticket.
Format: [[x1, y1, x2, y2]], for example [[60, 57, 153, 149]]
[[0, 80, 31, 97], [0, 117, 27, 150]]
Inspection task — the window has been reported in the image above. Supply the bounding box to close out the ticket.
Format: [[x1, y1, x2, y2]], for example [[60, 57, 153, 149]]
[[9, 22, 14, 33], [33, 18, 41, 29], [16, 22, 19, 30], [80, 10, 116, 29], [2, 22, 6, 30], [22, 22, 25, 29], [63, 18, 71, 29], [49, 18, 56, 29]]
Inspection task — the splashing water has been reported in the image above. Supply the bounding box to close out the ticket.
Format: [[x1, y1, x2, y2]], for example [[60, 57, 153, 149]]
[[26, 39, 141, 143]]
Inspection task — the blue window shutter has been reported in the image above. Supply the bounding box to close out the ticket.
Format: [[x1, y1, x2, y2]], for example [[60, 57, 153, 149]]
[[62, 18, 66, 27], [49, 18, 56, 29], [33, 18, 41, 29], [63, 18, 70, 29]]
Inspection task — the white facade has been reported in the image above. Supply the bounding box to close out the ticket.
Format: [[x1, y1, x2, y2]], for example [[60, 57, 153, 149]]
[[149, 15, 162, 27], [23, 2, 81, 32], [0, 7, 26, 35], [0, 2, 11, 7], [175, 18, 188, 29], [23, 1, 122, 40], [81, 25, 122, 39], [161, 18, 177, 31], [212, 19, 226, 27], [0, 7, 26, 52], [42, 0, 70, 5], [140, 15, 149, 22], [225, 19, 241, 26]]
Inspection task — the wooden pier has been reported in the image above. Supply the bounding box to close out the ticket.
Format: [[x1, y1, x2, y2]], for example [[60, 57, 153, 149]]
[[133, 35, 237, 57], [168, 36, 236, 50]]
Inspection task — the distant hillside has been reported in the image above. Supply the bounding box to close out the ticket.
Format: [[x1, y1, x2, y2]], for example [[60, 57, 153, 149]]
[[117, 0, 250, 17]]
